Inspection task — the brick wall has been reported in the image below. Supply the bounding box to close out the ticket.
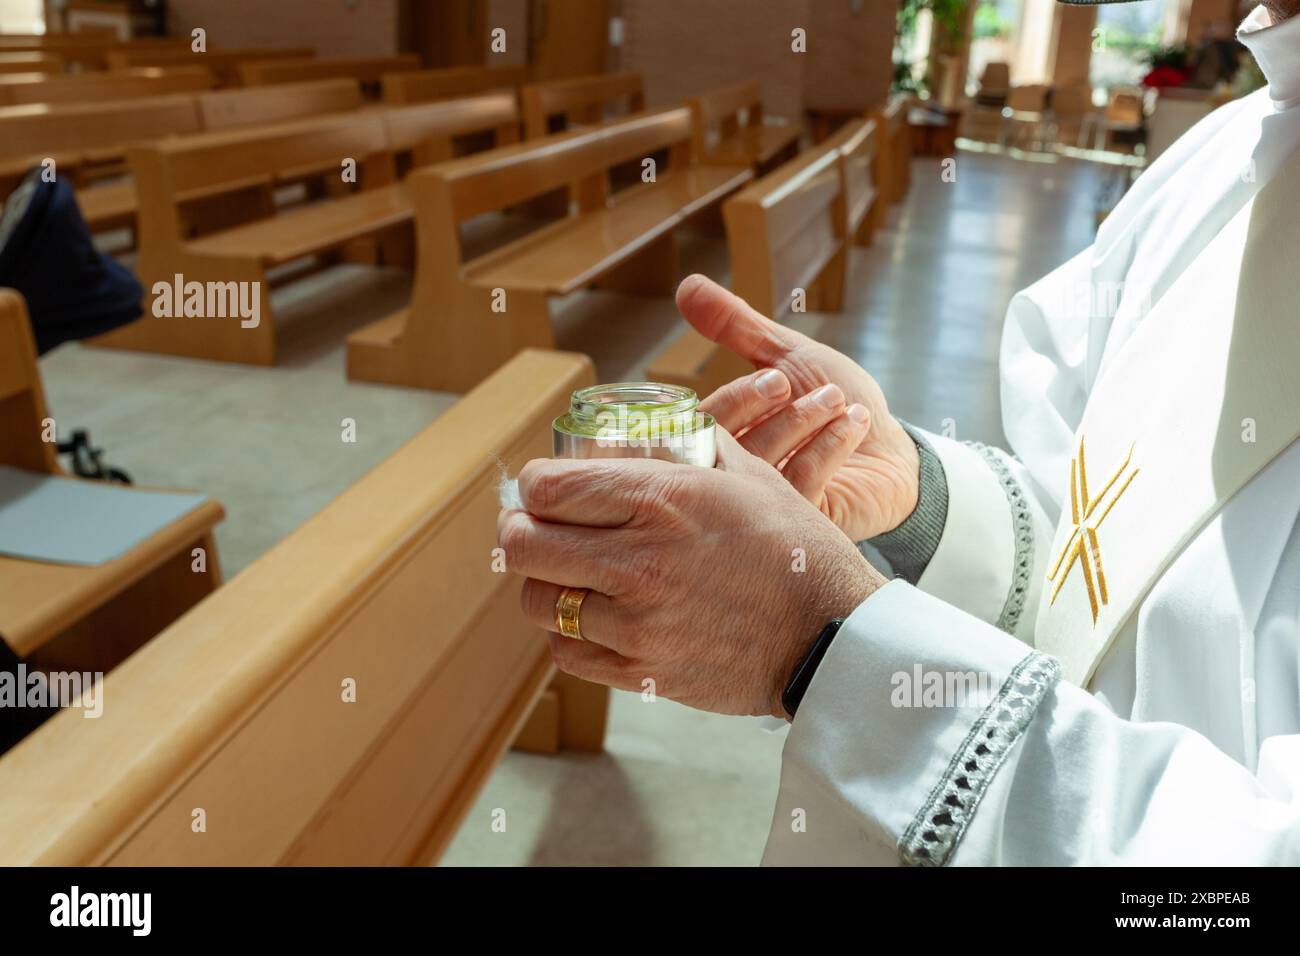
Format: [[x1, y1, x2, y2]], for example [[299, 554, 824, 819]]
[[619, 0, 898, 121], [166, 0, 399, 58]]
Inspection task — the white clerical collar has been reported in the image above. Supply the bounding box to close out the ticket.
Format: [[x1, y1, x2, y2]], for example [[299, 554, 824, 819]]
[[1238, 4, 1300, 108]]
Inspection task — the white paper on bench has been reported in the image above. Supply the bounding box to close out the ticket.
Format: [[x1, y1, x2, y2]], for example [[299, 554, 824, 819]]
[[0, 465, 208, 567]]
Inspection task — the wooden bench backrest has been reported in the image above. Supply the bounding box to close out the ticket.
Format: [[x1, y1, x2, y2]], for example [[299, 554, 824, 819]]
[[0, 36, 190, 70], [823, 118, 878, 235], [104, 46, 315, 72], [423, 106, 694, 226], [129, 112, 393, 242], [0, 52, 62, 74], [688, 80, 764, 154], [381, 65, 528, 104], [381, 92, 520, 162], [724, 140, 844, 320], [0, 289, 58, 473], [519, 71, 644, 139], [239, 54, 421, 89], [0, 66, 214, 106], [0, 94, 202, 163], [0, 347, 594, 865], [195, 78, 363, 131], [873, 93, 912, 205]]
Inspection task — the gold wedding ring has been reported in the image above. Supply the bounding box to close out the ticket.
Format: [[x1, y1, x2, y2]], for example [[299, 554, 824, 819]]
[[555, 586, 589, 641]]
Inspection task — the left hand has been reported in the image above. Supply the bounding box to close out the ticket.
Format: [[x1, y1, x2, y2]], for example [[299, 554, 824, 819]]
[[496, 430, 886, 718]]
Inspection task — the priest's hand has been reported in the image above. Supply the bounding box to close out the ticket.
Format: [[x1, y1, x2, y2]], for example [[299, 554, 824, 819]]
[[497, 430, 886, 718], [678, 274, 920, 543]]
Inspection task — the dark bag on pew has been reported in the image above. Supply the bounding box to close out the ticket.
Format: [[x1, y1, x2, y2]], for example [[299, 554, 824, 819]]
[[0, 167, 142, 355]]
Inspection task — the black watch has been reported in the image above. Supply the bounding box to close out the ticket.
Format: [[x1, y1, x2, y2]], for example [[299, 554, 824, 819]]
[[781, 619, 845, 718]]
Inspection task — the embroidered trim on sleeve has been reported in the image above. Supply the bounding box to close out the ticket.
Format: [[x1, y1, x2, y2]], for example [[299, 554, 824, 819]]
[[969, 442, 1035, 635], [898, 651, 1060, 867]]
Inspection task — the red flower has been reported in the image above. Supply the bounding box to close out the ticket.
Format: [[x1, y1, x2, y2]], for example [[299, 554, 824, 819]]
[[1142, 65, 1190, 89]]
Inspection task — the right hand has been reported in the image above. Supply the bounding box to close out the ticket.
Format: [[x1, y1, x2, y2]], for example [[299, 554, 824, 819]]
[[677, 274, 920, 543]]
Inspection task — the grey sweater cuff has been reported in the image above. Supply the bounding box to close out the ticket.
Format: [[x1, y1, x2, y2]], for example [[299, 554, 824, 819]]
[[863, 422, 948, 585]]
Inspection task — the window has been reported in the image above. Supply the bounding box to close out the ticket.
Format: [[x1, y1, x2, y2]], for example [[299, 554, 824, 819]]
[[1090, 0, 1171, 91], [0, 0, 45, 34], [967, 0, 1022, 95]]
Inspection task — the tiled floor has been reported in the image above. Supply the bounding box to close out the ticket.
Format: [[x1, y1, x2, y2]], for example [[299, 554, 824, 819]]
[[36, 149, 1106, 865]]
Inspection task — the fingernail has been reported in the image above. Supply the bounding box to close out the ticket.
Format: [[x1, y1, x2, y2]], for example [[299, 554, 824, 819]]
[[756, 368, 786, 398], [847, 403, 869, 425], [812, 384, 843, 409]]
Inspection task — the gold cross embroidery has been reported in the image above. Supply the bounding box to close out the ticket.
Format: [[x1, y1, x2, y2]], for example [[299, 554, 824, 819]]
[[1047, 437, 1139, 623]]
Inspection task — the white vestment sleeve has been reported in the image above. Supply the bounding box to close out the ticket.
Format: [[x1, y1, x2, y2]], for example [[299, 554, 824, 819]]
[[894, 247, 1101, 642], [764, 581, 1300, 866]]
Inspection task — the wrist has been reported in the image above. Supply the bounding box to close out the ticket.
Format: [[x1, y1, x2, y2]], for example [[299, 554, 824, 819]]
[[769, 558, 885, 719], [867, 423, 949, 585]]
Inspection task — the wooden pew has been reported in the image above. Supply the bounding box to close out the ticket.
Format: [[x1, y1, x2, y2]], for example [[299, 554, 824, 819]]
[[105, 46, 316, 87], [240, 54, 422, 97], [0, 66, 214, 107], [0, 347, 605, 865], [688, 80, 802, 175], [381, 91, 519, 168], [825, 117, 880, 248], [0, 35, 190, 71], [0, 289, 225, 676], [92, 95, 520, 366], [0, 51, 62, 74], [648, 127, 867, 397], [519, 72, 643, 139], [382, 64, 529, 104], [0, 81, 368, 237], [346, 107, 753, 393], [871, 94, 913, 230], [0, 94, 201, 187], [194, 78, 363, 130]]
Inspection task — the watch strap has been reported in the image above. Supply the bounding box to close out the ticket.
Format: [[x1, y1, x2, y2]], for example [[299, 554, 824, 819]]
[[781, 618, 845, 718]]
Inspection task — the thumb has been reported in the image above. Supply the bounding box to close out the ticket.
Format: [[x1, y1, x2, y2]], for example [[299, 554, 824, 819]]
[[675, 274, 801, 368]]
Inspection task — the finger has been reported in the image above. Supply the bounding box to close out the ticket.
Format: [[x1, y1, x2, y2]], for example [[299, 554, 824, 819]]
[[783, 404, 871, 505], [547, 633, 640, 693], [497, 508, 625, 595], [519, 577, 639, 655], [515, 456, 673, 527], [713, 426, 768, 476], [676, 274, 805, 367], [738, 384, 845, 464], [699, 367, 791, 434]]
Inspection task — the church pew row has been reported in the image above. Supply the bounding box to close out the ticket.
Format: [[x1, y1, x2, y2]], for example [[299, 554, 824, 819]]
[[688, 80, 803, 175], [0, 35, 190, 72], [0, 66, 215, 107], [0, 289, 225, 674], [648, 119, 879, 398], [90, 94, 520, 366], [346, 107, 754, 394], [872, 93, 913, 230], [0, 347, 604, 865], [196, 77, 363, 130], [104, 46, 316, 87], [0, 51, 62, 74], [0, 80, 368, 236], [520, 72, 644, 139], [381, 65, 529, 104], [239, 54, 422, 98], [0, 94, 201, 200]]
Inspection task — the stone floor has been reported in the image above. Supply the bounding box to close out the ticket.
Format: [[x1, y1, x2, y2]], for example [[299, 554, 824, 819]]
[[36, 149, 1107, 865]]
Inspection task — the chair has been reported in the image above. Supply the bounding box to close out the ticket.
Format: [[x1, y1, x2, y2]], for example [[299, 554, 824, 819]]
[[974, 61, 1011, 108]]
